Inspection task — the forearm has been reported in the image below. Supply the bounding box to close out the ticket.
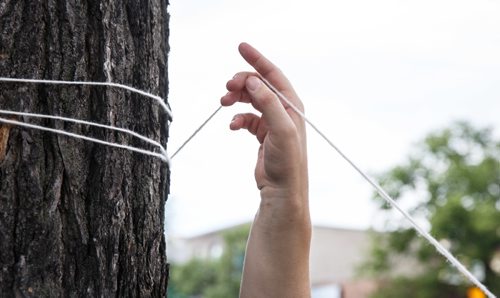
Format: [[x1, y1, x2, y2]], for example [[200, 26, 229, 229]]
[[240, 194, 312, 298]]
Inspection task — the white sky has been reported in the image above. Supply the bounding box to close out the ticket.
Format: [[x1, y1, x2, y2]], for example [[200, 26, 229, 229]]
[[165, 0, 500, 237]]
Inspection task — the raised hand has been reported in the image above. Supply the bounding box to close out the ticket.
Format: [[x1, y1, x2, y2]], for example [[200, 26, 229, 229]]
[[221, 43, 311, 298]]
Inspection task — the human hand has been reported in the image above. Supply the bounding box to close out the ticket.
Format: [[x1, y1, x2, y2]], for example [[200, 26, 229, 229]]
[[221, 43, 308, 211], [221, 42, 311, 298]]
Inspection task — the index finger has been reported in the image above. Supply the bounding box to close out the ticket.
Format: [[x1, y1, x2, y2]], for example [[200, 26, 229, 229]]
[[238, 43, 303, 111]]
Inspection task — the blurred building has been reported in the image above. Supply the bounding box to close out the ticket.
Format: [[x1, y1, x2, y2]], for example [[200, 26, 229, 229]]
[[309, 226, 378, 298], [168, 224, 412, 298]]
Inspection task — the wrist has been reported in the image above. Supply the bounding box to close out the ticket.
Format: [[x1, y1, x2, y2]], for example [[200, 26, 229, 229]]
[[257, 186, 310, 229]]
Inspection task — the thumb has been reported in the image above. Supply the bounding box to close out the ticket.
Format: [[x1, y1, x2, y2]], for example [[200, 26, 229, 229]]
[[245, 76, 295, 136]]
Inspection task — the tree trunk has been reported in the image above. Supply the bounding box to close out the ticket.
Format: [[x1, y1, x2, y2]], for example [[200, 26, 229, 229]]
[[0, 0, 170, 296]]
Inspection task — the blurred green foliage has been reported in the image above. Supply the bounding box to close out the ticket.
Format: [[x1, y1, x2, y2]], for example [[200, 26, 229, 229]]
[[168, 224, 250, 298], [364, 121, 500, 297]]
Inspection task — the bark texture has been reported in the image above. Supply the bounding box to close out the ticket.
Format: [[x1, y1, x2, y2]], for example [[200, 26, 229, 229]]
[[0, 0, 170, 296]]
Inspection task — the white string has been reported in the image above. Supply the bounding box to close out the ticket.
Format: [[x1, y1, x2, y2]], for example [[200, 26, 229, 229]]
[[0, 116, 169, 163], [170, 105, 222, 159], [0, 77, 173, 119], [0, 109, 167, 158], [260, 78, 496, 298]]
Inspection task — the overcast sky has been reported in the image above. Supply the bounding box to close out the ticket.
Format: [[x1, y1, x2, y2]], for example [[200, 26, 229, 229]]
[[165, 0, 500, 237]]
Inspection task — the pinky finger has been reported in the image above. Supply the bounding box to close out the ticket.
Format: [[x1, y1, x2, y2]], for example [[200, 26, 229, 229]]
[[230, 113, 260, 132], [230, 113, 268, 143]]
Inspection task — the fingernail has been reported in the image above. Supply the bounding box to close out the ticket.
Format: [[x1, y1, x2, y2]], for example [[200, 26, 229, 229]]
[[230, 116, 239, 126], [246, 77, 261, 92]]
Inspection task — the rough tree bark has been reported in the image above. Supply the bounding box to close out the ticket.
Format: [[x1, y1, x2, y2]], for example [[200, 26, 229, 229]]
[[0, 0, 170, 296]]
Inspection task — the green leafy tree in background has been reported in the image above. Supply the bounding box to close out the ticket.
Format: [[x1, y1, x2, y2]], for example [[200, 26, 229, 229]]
[[168, 225, 250, 298], [364, 122, 500, 297]]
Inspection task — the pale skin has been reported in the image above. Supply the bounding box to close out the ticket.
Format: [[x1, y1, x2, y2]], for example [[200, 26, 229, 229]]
[[221, 43, 312, 298]]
